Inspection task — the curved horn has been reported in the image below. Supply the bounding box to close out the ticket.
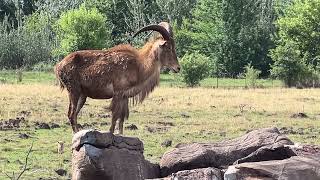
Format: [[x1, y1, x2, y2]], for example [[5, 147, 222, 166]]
[[132, 24, 171, 41], [158, 22, 173, 37]]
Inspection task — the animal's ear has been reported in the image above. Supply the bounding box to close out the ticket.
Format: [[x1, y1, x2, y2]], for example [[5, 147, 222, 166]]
[[159, 41, 168, 47]]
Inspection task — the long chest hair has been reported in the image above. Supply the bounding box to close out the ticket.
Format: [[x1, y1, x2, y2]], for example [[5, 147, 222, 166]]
[[123, 43, 161, 105], [122, 64, 160, 105]]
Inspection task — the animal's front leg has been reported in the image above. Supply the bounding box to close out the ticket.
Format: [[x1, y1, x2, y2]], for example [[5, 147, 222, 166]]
[[109, 116, 117, 134], [118, 97, 129, 134], [110, 96, 129, 134]]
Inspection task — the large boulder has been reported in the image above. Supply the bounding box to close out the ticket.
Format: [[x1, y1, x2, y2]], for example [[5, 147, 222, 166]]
[[72, 130, 159, 180], [149, 168, 222, 180], [160, 127, 294, 177], [224, 155, 320, 180]]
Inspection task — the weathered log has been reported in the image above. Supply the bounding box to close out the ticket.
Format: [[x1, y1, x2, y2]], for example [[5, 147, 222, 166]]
[[224, 155, 320, 180], [72, 130, 159, 180], [160, 127, 294, 177]]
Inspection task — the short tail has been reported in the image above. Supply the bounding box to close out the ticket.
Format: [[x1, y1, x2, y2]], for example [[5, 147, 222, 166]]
[[54, 63, 65, 91]]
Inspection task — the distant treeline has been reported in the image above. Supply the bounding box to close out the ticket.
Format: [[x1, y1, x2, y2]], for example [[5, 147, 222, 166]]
[[0, 0, 319, 87]]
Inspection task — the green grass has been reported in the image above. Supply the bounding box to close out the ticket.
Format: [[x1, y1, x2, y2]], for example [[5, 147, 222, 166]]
[[0, 70, 283, 88], [0, 70, 56, 84], [0, 128, 71, 179], [0, 71, 317, 179]]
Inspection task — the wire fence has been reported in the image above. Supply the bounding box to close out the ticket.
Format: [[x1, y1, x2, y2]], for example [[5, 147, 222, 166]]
[[0, 70, 285, 88]]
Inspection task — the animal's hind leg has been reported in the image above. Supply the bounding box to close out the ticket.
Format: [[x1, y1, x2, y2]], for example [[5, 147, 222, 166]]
[[74, 94, 87, 130], [118, 97, 129, 135], [75, 95, 87, 119], [68, 91, 80, 133], [67, 100, 72, 119], [109, 96, 120, 134]]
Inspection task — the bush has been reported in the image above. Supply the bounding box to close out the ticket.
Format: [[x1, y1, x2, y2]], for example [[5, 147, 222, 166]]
[[270, 0, 320, 87], [244, 63, 261, 88], [54, 5, 111, 58], [270, 41, 318, 87], [23, 30, 53, 68], [0, 24, 24, 69], [180, 52, 210, 87], [0, 13, 53, 69]]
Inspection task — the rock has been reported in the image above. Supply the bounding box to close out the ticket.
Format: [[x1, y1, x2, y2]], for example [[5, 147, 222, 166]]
[[289, 144, 320, 157], [290, 112, 308, 118], [234, 143, 296, 165], [55, 169, 67, 176], [72, 130, 159, 180], [50, 123, 60, 129], [160, 127, 294, 177], [146, 126, 156, 133], [17, 110, 31, 117], [35, 122, 50, 129], [161, 140, 172, 147], [98, 114, 111, 118], [224, 155, 320, 180], [297, 128, 304, 135], [18, 133, 30, 139], [181, 113, 191, 118], [82, 123, 91, 129], [157, 122, 174, 126], [125, 124, 138, 130], [279, 126, 295, 134], [149, 168, 222, 180], [100, 122, 109, 126], [0, 117, 26, 130], [145, 126, 170, 133], [219, 131, 226, 137]]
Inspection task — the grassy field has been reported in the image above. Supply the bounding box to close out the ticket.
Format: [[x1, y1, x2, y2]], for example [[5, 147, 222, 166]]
[[0, 70, 283, 88], [0, 72, 319, 179]]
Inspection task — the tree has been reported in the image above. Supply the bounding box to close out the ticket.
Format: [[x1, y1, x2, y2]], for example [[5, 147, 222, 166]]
[[35, 0, 85, 18], [155, 0, 197, 27], [124, 0, 159, 34], [274, 0, 294, 17], [0, 0, 36, 29], [271, 0, 320, 87], [173, 0, 223, 78], [219, 0, 276, 77], [86, 0, 161, 44], [86, 0, 196, 45], [178, 0, 276, 77], [189, 0, 224, 58], [54, 4, 111, 58], [92, 0, 131, 44]]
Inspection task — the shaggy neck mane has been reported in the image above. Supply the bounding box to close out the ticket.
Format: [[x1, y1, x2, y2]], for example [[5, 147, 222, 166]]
[[122, 41, 161, 105]]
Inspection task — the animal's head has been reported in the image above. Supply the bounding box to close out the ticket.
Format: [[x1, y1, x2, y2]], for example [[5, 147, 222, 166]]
[[133, 22, 180, 73]]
